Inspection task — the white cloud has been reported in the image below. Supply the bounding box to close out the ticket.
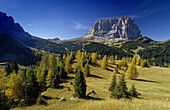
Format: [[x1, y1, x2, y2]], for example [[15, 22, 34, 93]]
[[128, 14, 141, 18], [27, 24, 33, 27], [73, 22, 89, 30]]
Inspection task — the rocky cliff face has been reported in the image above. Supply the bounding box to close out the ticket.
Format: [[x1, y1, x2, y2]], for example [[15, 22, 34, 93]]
[[0, 12, 41, 46], [84, 16, 142, 40]]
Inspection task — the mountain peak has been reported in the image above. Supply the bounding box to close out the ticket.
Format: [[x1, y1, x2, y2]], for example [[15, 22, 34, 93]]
[[84, 16, 142, 40]]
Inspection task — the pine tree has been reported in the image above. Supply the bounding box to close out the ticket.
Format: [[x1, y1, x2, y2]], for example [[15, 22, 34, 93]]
[[51, 73, 60, 88], [39, 71, 47, 91], [111, 74, 128, 99], [125, 63, 138, 79], [91, 52, 97, 64], [74, 70, 87, 98], [65, 55, 72, 73], [109, 73, 116, 91], [24, 67, 40, 105], [118, 74, 128, 98], [59, 62, 68, 79], [83, 62, 90, 77], [129, 84, 139, 98], [101, 55, 107, 69], [36, 94, 46, 105], [0, 90, 10, 110], [5, 63, 11, 76], [5, 73, 23, 101], [13, 60, 19, 73]]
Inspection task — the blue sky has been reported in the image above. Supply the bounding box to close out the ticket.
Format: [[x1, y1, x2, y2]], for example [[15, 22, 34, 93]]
[[0, 0, 170, 41]]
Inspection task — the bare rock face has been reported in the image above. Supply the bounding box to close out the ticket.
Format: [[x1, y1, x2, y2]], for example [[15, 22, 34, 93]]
[[84, 16, 142, 40], [0, 11, 40, 46]]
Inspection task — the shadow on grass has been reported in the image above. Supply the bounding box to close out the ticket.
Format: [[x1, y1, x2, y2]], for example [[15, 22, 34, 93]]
[[91, 63, 101, 67], [108, 64, 116, 69], [89, 74, 104, 79], [42, 95, 59, 100], [132, 78, 160, 83], [84, 96, 104, 100], [67, 76, 74, 80]]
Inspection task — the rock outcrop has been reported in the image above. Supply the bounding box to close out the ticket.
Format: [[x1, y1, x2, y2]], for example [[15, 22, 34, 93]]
[[84, 16, 142, 40], [0, 11, 39, 46]]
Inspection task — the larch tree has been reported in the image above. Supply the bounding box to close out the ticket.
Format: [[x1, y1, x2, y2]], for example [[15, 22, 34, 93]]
[[136, 58, 141, 66], [5, 73, 23, 101], [91, 52, 97, 64], [153, 62, 156, 66], [74, 70, 87, 98], [125, 63, 138, 79], [101, 55, 108, 69], [109, 56, 114, 64], [63, 54, 66, 61], [132, 56, 137, 65], [46, 69, 53, 87], [115, 55, 118, 60], [48, 53, 57, 76], [75, 50, 81, 62], [83, 62, 90, 77], [65, 55, 72, 73]]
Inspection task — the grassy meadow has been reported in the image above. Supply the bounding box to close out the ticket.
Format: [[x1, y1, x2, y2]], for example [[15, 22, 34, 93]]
[[11, 60, 170, 110]]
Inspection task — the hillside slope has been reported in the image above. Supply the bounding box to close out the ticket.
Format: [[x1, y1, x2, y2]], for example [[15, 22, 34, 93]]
[[0, 33, 41, 65], [111, 37, 170, 65]]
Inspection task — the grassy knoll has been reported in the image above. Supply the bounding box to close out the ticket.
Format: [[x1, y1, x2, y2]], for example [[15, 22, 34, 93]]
[[11, 62, 170, 110]]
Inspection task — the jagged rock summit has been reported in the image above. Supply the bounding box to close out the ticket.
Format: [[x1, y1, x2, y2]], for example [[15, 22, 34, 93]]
[[84, 16, 142, 40]]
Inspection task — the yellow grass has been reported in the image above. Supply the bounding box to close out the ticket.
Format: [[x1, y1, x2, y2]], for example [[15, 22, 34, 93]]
[[10, 62, 170, 110]]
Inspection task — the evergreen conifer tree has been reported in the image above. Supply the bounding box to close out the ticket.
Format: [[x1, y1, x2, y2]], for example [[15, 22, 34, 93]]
[[109, 73, 116, 91], [111, 74, 128, 99], [74, 70, 87, 98], [59, 62, 68, 79], [0, 90, 10, 110], [24, 67, 40, 105], [129, 84, 139, 98]]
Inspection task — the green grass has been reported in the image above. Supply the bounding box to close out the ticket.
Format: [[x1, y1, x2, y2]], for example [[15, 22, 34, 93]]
[[11, 62, 170, 110]]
